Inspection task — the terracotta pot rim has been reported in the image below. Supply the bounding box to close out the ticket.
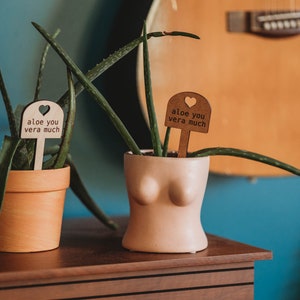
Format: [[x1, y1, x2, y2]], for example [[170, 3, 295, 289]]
[[6, 165, 70, 192], [8, 165, 70, 174]]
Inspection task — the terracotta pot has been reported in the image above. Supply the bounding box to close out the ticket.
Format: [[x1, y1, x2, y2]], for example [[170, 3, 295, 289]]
[[0, 166, 70, 253], [122, 151, 210, 253]]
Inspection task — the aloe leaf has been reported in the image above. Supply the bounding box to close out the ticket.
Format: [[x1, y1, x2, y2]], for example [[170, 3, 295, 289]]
[[32, 22, 200, 155], [12, 105, 35, 169], [11, 140, 36, 170], [34, 28, 61, 101], [44, 144, 59, 155], [52, 68, 76, 169], [67, 155, 118, 230], [56, 30, 200, 108], [142, 23, 162, 156], [42, 145, 116, 229], [162, 127, 171, 157], [190, 147, 300, 175], [14, 104, 25, 134], [0, 70, 18, 137], [0, 136, 21, 210], [42, 144, 59, 169], [32, 22, 142, 155]]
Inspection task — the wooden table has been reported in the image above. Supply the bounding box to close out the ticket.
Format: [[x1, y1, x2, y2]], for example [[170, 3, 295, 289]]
[[0, 217, 272, 300]]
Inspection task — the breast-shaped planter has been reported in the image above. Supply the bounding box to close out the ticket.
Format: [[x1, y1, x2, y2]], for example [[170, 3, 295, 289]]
[[0, 166, 70, 253], [122, 151, 210, 253]]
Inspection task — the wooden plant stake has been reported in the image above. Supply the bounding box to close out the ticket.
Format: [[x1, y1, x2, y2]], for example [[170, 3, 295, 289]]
[[165, 92, 211, 157], [21, 100, 64, 170]]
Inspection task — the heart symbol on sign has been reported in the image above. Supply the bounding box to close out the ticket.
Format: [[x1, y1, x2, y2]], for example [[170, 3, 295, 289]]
[[39, 105, 50, 116], [185, 96, 197, 108]]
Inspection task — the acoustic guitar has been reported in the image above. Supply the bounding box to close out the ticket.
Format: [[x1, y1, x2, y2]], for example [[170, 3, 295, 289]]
[[137, 0, 300, 176]]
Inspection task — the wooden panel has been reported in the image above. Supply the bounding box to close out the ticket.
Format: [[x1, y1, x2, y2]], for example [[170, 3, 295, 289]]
[[0, 285, 254, 300], [0, 267, 253, 299], [106, 285, 254, 300]]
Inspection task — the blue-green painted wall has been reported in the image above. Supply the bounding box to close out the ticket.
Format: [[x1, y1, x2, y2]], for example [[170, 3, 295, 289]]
[[1, 1, 300, 299]]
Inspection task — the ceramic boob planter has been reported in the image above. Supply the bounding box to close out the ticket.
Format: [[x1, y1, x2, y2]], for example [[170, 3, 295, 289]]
[[0, 165, 70, 253], [122, 151, 210, 253]]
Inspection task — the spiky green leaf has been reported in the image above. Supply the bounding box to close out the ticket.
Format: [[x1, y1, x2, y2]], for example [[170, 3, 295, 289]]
[[190, 147, 300, 175], [142, 22, 162, 156], [32, 22, 142, 155], [0, 136, 21, 210], [56, 29, 200, 108], [52, 68, 76, 168], [162, 127, 171, 157], [67, 155, 118, 230], [0, 71, 18, 137], [34, 28, 61, 101]]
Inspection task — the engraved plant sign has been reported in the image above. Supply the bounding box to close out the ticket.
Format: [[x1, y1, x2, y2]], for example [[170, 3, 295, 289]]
[[165, 92, 211, 157], [21, 100, 64, 170]]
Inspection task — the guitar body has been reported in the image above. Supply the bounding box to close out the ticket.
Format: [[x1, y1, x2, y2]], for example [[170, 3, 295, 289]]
[[137, 0, 300, 176]]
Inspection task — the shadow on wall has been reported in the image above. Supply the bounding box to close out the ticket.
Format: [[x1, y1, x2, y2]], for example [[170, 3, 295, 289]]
[[81, 0, 153, 165]]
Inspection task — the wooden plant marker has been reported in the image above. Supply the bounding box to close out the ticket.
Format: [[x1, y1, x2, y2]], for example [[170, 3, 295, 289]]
[[165, 92, 211, 157], [21, 100, 64, 170]]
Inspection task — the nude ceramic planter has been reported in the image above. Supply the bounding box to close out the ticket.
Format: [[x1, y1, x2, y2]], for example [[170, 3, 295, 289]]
[[0, 166, 70, 253], [122, 152, 210, 253]]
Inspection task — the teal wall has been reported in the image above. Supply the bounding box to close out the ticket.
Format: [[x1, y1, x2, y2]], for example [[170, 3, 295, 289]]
[[1, 1, 300, 299]]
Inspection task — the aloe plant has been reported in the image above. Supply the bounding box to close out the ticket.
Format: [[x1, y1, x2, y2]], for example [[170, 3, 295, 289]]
[[32, 22, 300, 176], [1, 23, 203, 231], [0, 31, 117, 230]]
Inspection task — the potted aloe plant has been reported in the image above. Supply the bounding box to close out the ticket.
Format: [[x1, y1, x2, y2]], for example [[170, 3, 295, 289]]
[[33, 22, 300, 253], [0, 30, 118, 253]]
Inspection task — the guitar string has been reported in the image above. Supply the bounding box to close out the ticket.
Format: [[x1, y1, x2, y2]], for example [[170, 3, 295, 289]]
[[265, 0, 297, 13], [289, 0, 296, 11], [271, 0, 296, 12], [265, 0, 276, 13]]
